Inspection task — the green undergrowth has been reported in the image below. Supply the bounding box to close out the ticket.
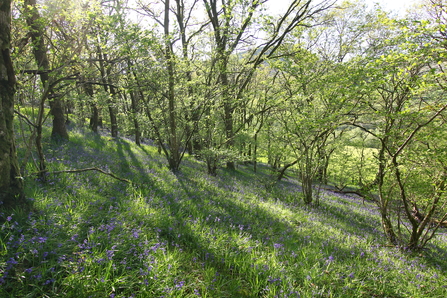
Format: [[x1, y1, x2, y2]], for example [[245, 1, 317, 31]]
[[1, 126, 447, 297]]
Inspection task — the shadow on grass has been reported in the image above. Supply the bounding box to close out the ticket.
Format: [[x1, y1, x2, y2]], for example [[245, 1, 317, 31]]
[[140, 170, 382, 296], [7, 130, 447, 297]]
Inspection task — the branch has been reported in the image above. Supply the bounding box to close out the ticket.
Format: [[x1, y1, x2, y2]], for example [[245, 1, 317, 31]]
[[21, 69, 51, 75], [276, 159, 299, 181], [32, 167, 134, 184], [14, 110, 38, 128], [47, 73, 81, 91], [320, 186, 377, 203], [350, 122, 380, 139], [21, 61, 80, 76], [248, 0, 336, 65], [412, 204, 447, 228], [228, 0, 261, 54], [394, 103, 447, 158], [77, 80, 120, 89], [84, 56, 129, 64]]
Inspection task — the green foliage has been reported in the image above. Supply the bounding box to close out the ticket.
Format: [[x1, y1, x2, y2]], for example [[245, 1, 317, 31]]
[[346, 8, 447, 248]]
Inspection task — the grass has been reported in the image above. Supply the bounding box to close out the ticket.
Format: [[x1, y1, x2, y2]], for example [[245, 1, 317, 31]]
[[1, 125, 447, 297]]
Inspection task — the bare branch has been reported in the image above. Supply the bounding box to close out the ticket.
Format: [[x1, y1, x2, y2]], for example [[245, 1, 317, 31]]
[[31, 167, 134, 184]]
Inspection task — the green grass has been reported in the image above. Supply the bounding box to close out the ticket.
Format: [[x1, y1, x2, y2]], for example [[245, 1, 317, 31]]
[[1, 125, 446, 297]]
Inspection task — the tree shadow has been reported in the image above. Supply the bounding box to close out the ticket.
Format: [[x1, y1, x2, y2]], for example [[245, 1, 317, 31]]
[[8, 132, 446, 297], [142, 170, 373, 296]]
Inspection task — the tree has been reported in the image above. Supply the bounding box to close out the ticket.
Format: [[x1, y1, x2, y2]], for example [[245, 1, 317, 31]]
[[136, 0, 211, 172], [0, 0, 26, 207], [272, 46, 351, 204], [24, 0, 69, 141], [352, 12, 447, 249], [202, 0, 262, 170], [17, 0, 88, 178]]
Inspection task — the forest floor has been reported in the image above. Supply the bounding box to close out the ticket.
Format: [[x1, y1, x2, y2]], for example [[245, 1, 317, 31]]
[[1, 125, 447, 297]]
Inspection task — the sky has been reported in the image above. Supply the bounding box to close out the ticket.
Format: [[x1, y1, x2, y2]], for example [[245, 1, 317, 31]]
[[128, 0, 422, 36], [266, 0, 420, 16], [371, 0, 418, 14]]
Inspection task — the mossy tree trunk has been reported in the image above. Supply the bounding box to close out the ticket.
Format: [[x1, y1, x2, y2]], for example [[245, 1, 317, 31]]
[[0, 0, 26, 207]]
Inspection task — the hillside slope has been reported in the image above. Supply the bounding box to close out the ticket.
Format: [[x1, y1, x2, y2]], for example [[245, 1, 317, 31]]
[[1, 127, 447, 297]]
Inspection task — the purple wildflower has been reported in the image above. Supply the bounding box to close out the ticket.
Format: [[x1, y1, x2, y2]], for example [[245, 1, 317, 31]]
[[175, 280, 185, 289], [273, 243, 283, 249], [44, 279, 55, 285]]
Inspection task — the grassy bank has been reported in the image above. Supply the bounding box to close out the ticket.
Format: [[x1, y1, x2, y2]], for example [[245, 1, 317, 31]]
[[1, 127, 446, 297]]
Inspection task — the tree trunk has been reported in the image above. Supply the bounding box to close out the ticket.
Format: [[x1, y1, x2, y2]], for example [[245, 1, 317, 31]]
[[221, 68, 235, 171], [376, 143, 398, 245], [379, 208, 398, 245], [206, 155, 218, 176], [108, 105, 118, 138], [316, 150, 332, 185], [83, 82, 99, 133], [301, 173, 313, 205], [129, 90, 141, 146], [107, 69, 118, 138], [253, 132, 258, 173], [175, 0, 198, 156], [35, 94, 47, 177], [49, 96, 69, 140], [90, 104, 99, 133], [0, 0, 26, 207], [96, 48, 118, 138], [165, 0, 180, 172]]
